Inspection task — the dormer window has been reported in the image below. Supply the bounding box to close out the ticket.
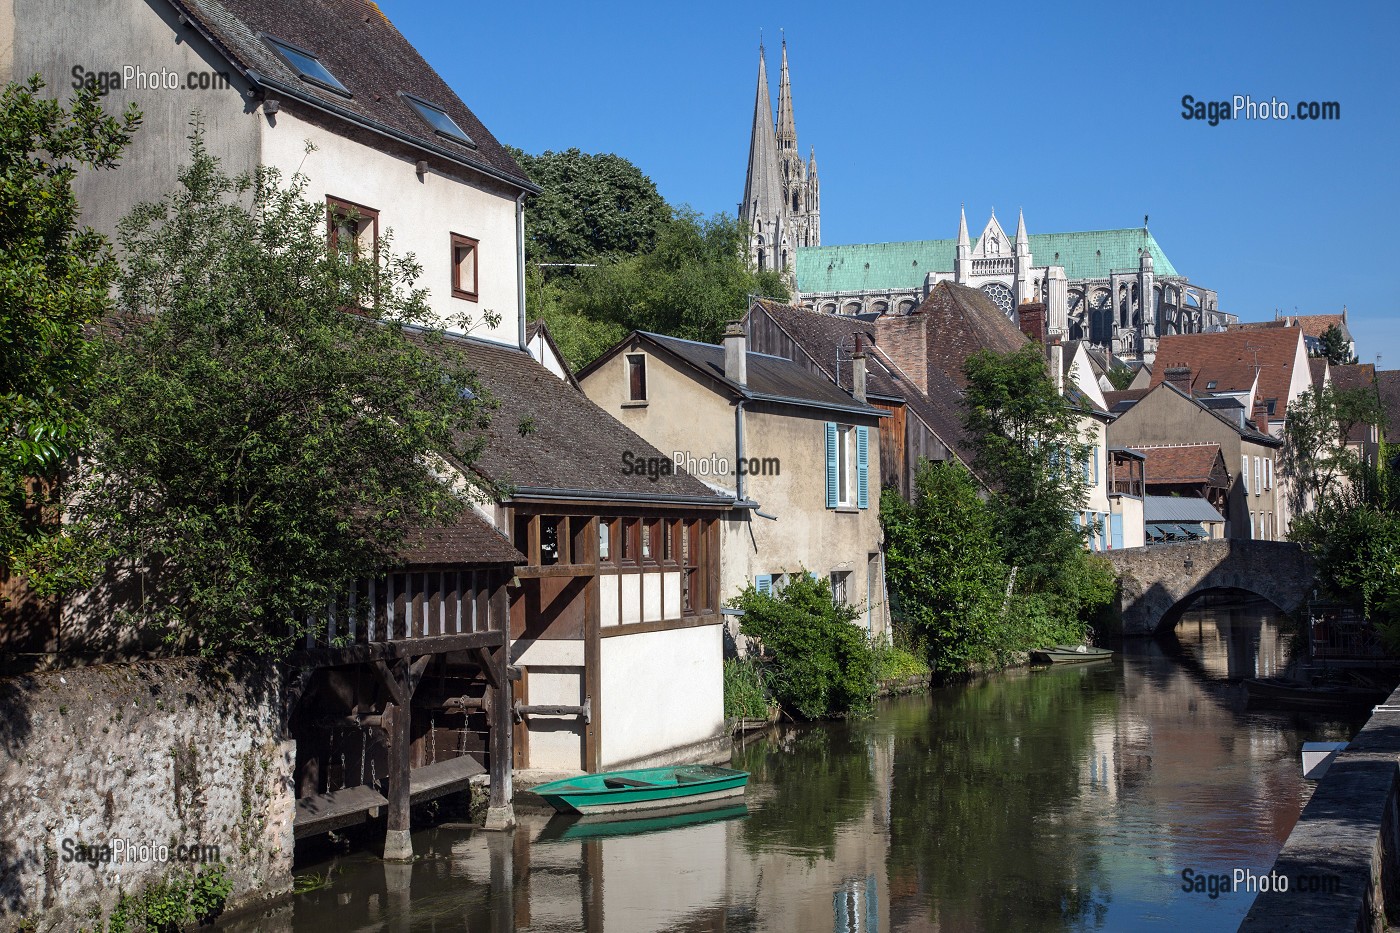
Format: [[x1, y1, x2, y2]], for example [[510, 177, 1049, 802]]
[[1205, 380, 1217, 389], [263, 35, 350, 96], [400, 93, 475, 148]]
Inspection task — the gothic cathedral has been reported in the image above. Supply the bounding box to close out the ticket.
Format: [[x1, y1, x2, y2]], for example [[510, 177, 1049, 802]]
[[739, 40, 819, 282]]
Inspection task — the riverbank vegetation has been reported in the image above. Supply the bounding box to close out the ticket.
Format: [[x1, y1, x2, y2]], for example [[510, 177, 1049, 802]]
[[1283, 384, 1399, 647], [882, 345, 1116, 677]]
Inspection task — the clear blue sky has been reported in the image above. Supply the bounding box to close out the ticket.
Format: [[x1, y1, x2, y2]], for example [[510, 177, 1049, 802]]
[[382, 0, 1400, 366]]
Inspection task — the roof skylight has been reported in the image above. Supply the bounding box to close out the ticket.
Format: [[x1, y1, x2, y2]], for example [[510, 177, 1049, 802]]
[[401, 93, 475, 148], [263, 35, 350, 95]]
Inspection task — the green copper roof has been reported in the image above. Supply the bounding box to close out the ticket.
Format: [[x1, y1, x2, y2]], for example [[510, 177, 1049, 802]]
[[796, 228, 1179, 294]]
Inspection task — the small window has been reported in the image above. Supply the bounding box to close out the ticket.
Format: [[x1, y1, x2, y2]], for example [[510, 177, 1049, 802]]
[[400, 93, 476, 148], [627, 354, 647, 401], [837, 426, 852, 506], [599, 521, 611, 562], [263, 35, 350, 95], [451, 233, 478, 301], [327, 197, 378, 259], [641, 522, 652, 561], [620, 519, 636, 562], [830, 571, 850, 605], [1205, 380, 1217, 390]]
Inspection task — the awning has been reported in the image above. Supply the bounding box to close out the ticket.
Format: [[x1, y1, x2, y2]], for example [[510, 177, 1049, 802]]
[[1176, 523, 1207, 538]]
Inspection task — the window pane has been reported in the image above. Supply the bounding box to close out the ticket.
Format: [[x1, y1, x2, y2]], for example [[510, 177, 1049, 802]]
[[404, 95, 475, 146], [266, 37, 349, 93], [628, 355, 647, 400], [599, 522, 611, 561]]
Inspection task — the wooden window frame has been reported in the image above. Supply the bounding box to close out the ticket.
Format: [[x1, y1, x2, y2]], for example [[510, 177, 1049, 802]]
[[451, 232, 479, 302], [626, 353, 648, 402], [327, 196, 379, 260]]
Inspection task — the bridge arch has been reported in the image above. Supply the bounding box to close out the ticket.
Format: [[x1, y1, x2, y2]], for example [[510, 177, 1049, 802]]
[[1103, 540, 1315, 636]]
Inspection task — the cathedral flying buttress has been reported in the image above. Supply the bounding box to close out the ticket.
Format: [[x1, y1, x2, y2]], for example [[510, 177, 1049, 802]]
[[790, 206, 1236, 362]]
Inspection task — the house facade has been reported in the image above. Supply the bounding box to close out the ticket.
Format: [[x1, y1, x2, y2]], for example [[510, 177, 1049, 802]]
[[1107, 383, 1283, 539], [577, 327, 891, 640], [3, 0, 535, 349]]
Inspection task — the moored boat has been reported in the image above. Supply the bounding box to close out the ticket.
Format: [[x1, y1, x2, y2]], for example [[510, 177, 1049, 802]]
[[531, 764, 749, 816], [1030, 645, 1114, 664]]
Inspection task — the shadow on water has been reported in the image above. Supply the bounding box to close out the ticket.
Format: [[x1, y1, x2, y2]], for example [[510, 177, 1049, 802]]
[[223, 595, 1368, 932]]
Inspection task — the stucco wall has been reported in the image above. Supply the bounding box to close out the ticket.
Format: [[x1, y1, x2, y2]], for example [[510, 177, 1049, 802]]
[[6, 0, 263, 239], [261, 111, 521, 347], [598, 625, 723, 769], [511, 638, 585, 771], [0, 658, 294, 931]]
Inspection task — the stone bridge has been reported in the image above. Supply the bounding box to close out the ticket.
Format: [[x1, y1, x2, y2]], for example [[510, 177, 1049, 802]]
[[1104, 539, 1316, 635]]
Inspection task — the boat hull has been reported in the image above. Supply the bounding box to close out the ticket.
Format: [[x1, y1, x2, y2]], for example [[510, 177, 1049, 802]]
[[531, 765, 750, 816], [1244, 677, 1389, 710], [1031, 645, 1114, 664]]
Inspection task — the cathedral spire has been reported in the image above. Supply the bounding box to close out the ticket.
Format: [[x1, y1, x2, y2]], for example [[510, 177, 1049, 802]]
[[808, 146, 818, 177], [776, 37, 797, 151], [740, 42, 783, 270], [1015, 208, 1029, 253], [957, 205, 970, 250]]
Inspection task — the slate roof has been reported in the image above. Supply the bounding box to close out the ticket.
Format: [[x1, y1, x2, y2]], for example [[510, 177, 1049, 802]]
[[629, 331, 887, 418], [1143, 494, 1226, 523], [1103, 388, 1150, 414], [432, 333, 727, 505], [397, 510, 523, 565], [1151, 327, 1303, 420], [1133, 444, 1227, 486], [1330, 362, 1375, 393], [170, 0, 534, 190], [796, 228, 1176, 294], [1309, 357, 1329, 388]]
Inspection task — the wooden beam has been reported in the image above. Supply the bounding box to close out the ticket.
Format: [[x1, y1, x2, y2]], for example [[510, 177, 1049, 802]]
[[371, 659, 407, 708], [383, 699, 412, 859], [598, 612, 722, 638], [289, 629, 505, 669], [488, 642, 514, 814], [471, 645, 499, 690], [512, 667, 530, 769]]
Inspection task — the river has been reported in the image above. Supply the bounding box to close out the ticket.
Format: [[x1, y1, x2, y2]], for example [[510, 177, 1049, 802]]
[[225, 596, 1363, 932]]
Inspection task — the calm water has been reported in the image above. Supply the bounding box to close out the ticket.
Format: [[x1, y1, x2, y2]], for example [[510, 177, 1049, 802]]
[[227, 598, 1364, 932]]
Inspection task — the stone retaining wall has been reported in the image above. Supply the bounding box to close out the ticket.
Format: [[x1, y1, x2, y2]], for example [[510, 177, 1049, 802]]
[[1239, 684, 1400, 932], [0, 658, 295, 931]]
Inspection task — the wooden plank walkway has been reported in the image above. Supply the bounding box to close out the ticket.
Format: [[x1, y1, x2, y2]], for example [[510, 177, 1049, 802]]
[[293, 756, 487, 839]]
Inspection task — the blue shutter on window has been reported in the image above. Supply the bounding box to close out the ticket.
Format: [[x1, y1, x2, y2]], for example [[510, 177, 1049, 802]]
[[1093, 448, 1100, 485], [755, 574, 772, 596], [856, 426, 869, 509], [825, 422, 838, 508], [1110, 513, 1124, 550]]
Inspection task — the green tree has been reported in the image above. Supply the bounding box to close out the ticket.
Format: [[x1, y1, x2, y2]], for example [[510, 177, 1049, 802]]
[[508, 147, 671, 266], [1315, 323, 1357, 366], [1105, 364, 1135, 390], [881, 461, 1010, 675], [566, 208, 787, 351], [1281, 383, 1385, 516], [962, 344, 1092, 589], [732, 572, 874, 720], [72, 136, 495, 656], [0, 77, 140, 591]]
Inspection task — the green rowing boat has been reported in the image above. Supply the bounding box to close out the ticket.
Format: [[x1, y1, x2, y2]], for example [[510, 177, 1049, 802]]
[[531, 765, 749, 816], [1030, 644, 1114, 664]]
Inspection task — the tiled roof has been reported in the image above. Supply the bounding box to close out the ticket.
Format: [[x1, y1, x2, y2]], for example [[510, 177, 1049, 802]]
[[1133, 444, 1227, 485], [1309, 357, 1329, 388], [1143, 494, 1226, 523], [397, 510, 523, 565], [795, 228, 1176, 293], [1103, 388, 1150, 414], [1291, 314, 1349, 340], [1329, 362, 1375, 393], [901, 281, 1027, 390], [1151, 327, 1303, 420], [432, 333, 727, 504], [747, 299, 972, 471], [636, 331, 885, 417], [171, 0, 534, 190]]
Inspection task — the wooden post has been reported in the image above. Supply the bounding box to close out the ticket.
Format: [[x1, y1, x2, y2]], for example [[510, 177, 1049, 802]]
[[483, 635, 515, 830], [382, 697, 412, 860]]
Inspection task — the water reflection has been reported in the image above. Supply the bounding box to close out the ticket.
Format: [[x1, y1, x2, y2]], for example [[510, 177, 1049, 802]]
[[227, 598, 1362, 932]]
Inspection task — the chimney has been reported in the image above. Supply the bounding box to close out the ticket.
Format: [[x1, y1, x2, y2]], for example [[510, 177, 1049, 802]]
[[1164, 365, 1192, 395], [723, 321, 747, 387], [852, 337, 867, 403], [1018, 301, 1047, 344], [1049, 343, 1064, 395]]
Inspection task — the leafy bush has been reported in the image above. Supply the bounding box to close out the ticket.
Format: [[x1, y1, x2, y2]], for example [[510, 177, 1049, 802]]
[[723, 657, 774, 720], [872, 640, 930, 684], [732, 573, 875, 720], [107, 865, 231, 932]]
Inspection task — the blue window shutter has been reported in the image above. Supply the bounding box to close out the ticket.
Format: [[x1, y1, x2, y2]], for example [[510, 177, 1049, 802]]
[[1073, 512, 1082, 530], [755, 574, 772, 595], [856, 426, 870, 509], [1082, 452, 1090, 482], [825, 422, 838, 508], [1110, 513, 1123, 550], [1093, 448, 1100, 485]]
